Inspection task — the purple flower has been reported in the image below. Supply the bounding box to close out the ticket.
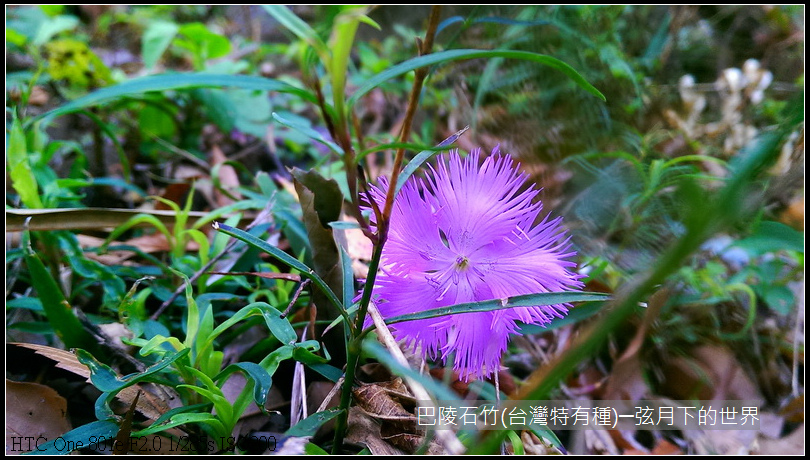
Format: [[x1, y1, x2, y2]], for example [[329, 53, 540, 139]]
[[365, 147, 583, 380]]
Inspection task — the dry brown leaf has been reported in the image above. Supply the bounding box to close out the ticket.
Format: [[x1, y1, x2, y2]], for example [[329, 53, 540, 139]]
[[10, 343, 170, 422], [651, 438, 683, 455], [522, 430, 563, 455], [78, 233, 199, 266], [660, 345, 762, 402], [5, 380, 72, 454], [602, 289, 669, 401], [779, 196, 804, 230], [779, 394, 804, 423], [353, 382, 415, 422], [584, 428, 620, 455], [686, 428, 758, 455], [755, 423, 805, 455], [6, 208, 212, 232], [345, 407, 405, 455], [210, 144, 243, 207]]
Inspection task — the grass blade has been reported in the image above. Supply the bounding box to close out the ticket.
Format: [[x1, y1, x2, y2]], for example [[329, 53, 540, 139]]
[[348, 49, 605, 110], [212, 222, 346, 324], [394, 126, 469, 197], [36, 73, 316, 124], [382, 291, 610, 326], [22, 230, 96, 351]]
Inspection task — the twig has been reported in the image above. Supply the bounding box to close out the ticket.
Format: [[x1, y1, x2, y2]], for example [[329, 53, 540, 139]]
[[281, 279, 311, 319], [332, 7, 443, 453], [150, 200, 275, 320], [380, 5, 442, 235], [316, 376, 345, 414], [367, 301, 465, 455]]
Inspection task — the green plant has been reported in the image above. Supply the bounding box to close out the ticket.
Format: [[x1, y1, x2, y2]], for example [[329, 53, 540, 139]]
[[15, 5, 799, 456]]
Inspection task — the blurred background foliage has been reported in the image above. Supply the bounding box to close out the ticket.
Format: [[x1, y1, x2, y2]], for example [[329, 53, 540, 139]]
[[6, 4, 804, 455]]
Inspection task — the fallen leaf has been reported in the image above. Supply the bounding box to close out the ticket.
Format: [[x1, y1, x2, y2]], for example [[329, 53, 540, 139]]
[[659, 345, 762, 402], [345, 407, 405, 455], [602, 289, 669, 401], [584, 428, 620, 454], [686, 428, 757, 455], [522, 431, 562, 455], [211, 144, 243, 207], [755, 423, 804, 455], [5, 380, 72, 454], [7, 208, 213, 232], [10, 343, 170, 422], [651, 438, 682, 455], [353, 382, 415, 422]]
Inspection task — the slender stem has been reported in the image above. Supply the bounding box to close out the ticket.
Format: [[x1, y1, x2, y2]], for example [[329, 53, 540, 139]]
[[380, 5, 442, 224], [332, 6, 443, 452], [331, 241, 385, 453]]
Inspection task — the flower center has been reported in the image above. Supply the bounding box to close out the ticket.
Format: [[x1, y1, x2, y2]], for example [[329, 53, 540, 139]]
[[455, 255, 470, 270]]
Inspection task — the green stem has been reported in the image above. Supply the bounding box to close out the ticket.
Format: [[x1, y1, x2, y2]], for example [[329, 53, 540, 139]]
[[331, 240, 385, 453]]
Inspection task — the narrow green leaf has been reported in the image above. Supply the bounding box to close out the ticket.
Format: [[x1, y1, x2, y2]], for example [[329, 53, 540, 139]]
[[8, 118, 44, 209], [329, 221, 361, 230], [261, 5, 329, 60], [262, 308, 298, 345], [131, 403, 210, 437], [517, 301, 604, 335], [147, 412, 227, 441], [305, 362, 343, 383], [6, 208, 213, 232], [37, 74, 316, 123], [285, 408, 343, 437], [259, 344, 294, 375], [348, 49, 606, 110], [142, 20, 179, 70], [213, 223, 344, 318], [77, 348, 190, 393], [33, 15, 79, 46], [22, 231, 95, 350], [304, 443, 331, 455], [357, 141, 444, 161], [733, 221, 804, 255], [339, 246, 354, 323], [28, 420, 118, 455], [383, 291, 610, 326], [272, 112, 344, 154], [216, 362, 274, 408], [394, 126, 469, 198], [328, 7, 371, 122]]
